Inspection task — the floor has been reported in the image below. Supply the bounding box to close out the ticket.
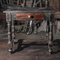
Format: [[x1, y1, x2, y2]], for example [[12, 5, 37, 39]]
[[0, 26, 60, 60]]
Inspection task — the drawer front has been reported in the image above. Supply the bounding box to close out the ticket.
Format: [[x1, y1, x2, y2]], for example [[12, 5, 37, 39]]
[[16, 12, 45, 21]]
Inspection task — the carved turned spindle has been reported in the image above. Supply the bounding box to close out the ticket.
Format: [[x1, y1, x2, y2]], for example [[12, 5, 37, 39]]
[[48, 13, 53, 54], [6, 13, 12, 52]]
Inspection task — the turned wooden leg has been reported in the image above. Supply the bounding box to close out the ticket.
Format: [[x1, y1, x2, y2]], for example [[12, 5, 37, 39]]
[[7, 21, 12, 52], [11, 15, 15, 52], [6, 13, 12, 52], [27, 20, 33, 35], [48, 21, 53, 54], [33, 20, 37, 34]]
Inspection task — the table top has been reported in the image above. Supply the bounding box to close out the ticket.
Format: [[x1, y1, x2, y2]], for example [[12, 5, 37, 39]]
[[3, 6, 54, 13]]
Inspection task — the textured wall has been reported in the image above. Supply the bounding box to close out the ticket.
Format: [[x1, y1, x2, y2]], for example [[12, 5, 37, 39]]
[[49, 0, 60, 11]]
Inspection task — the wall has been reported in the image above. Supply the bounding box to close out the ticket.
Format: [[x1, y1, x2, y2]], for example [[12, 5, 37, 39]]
[[49, 0, 60, 11]]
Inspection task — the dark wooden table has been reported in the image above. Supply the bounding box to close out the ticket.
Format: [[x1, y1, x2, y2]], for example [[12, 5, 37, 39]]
[[3, 8, 54, 54]]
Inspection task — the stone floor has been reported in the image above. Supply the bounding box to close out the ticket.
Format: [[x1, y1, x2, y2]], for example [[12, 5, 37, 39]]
[[0, 33, 60, 60], [0, 27, 60, 60], [0, 40, 60, 60]]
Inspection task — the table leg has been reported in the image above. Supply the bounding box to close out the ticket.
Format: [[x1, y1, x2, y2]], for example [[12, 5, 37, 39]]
[[33, 20, 37, 34], [6, 13, 12, 52], [48, 14, 53, 54], [27, 20, 33, 35], [11, 15, 15, 52]]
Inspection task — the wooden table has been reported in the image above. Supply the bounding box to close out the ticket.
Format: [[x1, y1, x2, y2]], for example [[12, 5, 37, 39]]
[[3, 8, 54, 54]]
